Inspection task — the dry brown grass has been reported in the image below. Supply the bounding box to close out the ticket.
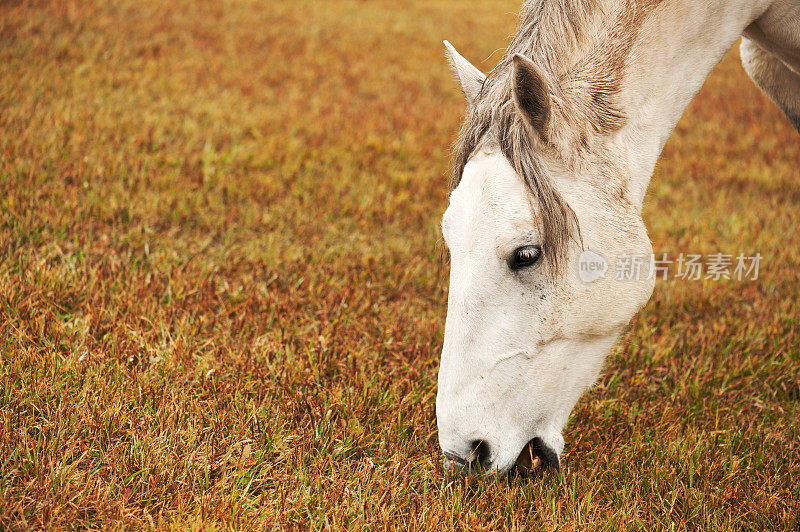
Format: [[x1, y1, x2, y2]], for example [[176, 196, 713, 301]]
[[1, 0, 798, 529]]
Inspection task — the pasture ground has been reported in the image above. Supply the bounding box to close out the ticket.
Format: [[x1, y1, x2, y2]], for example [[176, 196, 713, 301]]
[[1, 0, 799, 529]]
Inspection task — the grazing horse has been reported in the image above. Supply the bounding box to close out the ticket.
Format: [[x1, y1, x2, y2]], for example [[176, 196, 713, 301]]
[[437, 0, 799, 476]]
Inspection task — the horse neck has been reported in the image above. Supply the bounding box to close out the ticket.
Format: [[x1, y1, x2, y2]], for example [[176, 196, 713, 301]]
[[601, 0, 771, 210]]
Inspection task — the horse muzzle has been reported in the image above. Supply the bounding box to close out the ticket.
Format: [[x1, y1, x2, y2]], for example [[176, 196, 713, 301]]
[[442, 437, 560, 478]]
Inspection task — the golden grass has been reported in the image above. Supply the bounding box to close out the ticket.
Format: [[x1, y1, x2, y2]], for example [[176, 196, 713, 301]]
[[1, 0, 798, 528]]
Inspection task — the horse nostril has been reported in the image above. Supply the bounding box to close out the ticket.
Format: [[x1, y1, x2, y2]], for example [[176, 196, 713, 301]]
[[442, 441, 493, 477], [470, 440, 491, 465]]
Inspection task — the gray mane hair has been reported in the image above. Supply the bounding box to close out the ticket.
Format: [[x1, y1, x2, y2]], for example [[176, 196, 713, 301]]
[[451, 0, 661, 275]]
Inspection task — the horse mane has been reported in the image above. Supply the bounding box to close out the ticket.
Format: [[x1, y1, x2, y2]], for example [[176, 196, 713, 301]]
[[451, 0, 660, 275]]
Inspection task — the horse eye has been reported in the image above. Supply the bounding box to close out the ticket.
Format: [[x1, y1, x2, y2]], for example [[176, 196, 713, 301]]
[[508, 245, 542, 271]]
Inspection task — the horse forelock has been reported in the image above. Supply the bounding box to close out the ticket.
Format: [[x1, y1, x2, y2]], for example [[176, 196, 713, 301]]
[[451, 0, 663, 275]]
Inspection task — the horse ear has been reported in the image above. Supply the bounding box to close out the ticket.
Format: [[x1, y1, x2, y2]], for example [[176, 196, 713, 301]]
[[444, 40, 486, 108], [512, 53, 551, 134]]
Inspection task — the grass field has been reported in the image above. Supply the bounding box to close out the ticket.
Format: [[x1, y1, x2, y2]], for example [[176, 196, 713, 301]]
[[1, 0, 799, 528]]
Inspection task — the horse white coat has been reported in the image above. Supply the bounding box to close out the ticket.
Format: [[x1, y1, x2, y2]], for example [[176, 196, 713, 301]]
[[437, 0, 800, 476]]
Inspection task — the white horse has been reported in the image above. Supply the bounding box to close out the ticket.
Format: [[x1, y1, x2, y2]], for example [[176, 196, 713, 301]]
[[437, 0, 799, 476]]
